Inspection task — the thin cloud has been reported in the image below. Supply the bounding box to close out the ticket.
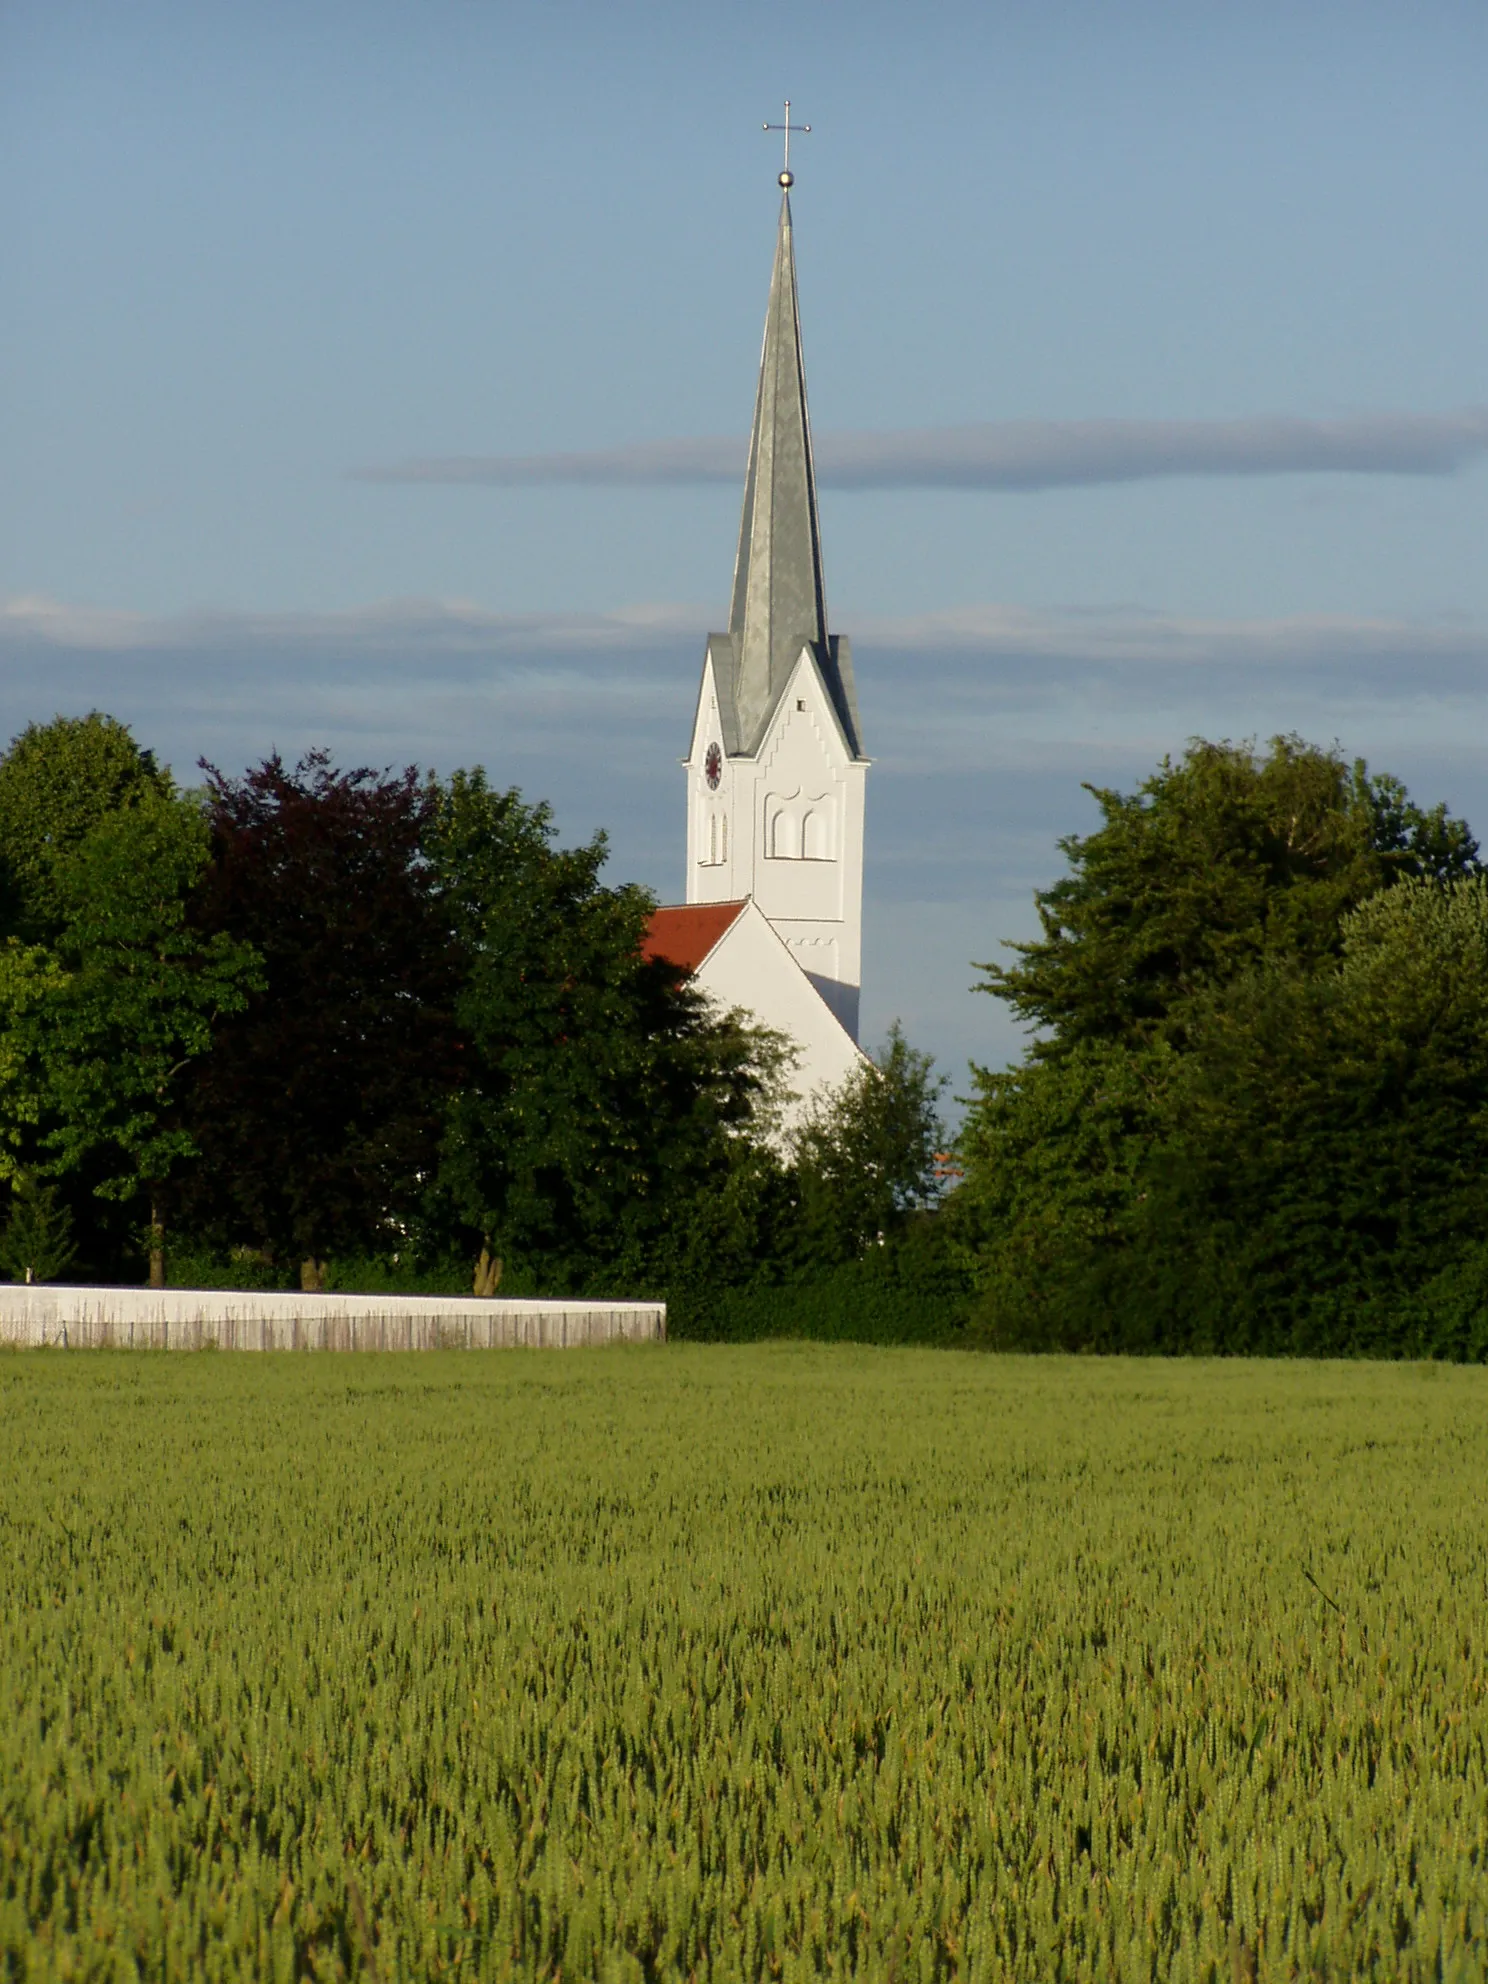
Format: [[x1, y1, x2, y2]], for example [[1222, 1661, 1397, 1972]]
[[354, 408, 1488, 493], [856, 603, 1488, 668], [5, 594, 1486, 674], [0, 595, 705, 657]]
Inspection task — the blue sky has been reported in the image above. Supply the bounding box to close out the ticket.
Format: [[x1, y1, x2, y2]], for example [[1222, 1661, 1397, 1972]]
[[5, 0, 1488, 1090]]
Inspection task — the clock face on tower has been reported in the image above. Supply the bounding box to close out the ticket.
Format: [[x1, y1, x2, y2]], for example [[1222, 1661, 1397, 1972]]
[[704, 743, 723, 791]]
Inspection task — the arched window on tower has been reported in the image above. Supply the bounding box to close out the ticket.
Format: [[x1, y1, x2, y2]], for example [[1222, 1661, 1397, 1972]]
[[766, 791, 839, 860], [700, 810, 728, 867]]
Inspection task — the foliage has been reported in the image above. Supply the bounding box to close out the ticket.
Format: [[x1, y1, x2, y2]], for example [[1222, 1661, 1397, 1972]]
[[160, 1245, 479, 1296], [3, 1349, 1487, 1979], [671, 1215, 971, 1343], [957, 737, 1488, 1355], [0, 791, 260, 1292], [0, 1175, 75, 1284], [0, 943, 65, 1188], [0, 712, 168, 941], [979, 734, 1478, 1056], [954, 1038, 1173, 1350], [427, 768, 779, 1288], [160, 1243, 289, 1292], [1116, 875, 1488, 1356], [176, 752, 463, 1274], [32, 795, 262, 1211], [654, 1028, 963, 1337], [786, 1023, 948, 1265]]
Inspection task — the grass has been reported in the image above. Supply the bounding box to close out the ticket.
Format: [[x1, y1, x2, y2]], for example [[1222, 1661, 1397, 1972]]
[[2, 1346, 1487, 1980]]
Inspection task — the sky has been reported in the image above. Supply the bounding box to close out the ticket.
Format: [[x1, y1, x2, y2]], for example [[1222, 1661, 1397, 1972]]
[[5, 0, 1488, 1096]]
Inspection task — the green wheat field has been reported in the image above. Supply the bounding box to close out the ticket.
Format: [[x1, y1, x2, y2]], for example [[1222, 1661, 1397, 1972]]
[[2, 1346, 1487, 1982]]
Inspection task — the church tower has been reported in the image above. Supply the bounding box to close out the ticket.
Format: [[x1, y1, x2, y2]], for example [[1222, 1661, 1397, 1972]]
[[683, 172, 868, 1040]]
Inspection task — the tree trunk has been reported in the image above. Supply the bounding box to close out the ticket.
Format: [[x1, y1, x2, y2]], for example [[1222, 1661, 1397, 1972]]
[[148, 1195, 166, 1290], [300, 1257, 325, 1293], [473, 1247, 502, 1298]]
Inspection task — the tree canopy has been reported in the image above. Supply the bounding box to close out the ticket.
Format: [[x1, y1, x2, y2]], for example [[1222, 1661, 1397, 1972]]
[[175, 752, 462, 1284], [980, 735, 1478, 1055], [0, 713, 169, 941], [787, 1024, 946, 1267], [0, 727, 261, 1285], [428, 768, 778, 1290], [955, 735, 1488, 1357], [39, 795, 262, 1221]]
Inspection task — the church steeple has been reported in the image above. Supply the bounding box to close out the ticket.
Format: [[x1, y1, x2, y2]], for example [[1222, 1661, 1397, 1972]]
[[728, 189, 830, 748], [683, 153, 868, 1049], [715, 187, 863, 760]]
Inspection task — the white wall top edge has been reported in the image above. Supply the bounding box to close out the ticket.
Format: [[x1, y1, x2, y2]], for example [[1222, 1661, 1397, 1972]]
[[0, 1286, 663, 1318]]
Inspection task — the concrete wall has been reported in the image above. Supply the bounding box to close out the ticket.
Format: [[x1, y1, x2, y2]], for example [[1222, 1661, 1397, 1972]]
[[0, 1286, 665, 1351]]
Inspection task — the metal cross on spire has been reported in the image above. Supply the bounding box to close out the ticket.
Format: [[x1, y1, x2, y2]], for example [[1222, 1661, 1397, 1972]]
[[763, 99, 810, 186]]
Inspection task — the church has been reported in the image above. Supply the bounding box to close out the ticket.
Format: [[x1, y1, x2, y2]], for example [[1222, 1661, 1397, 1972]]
[[644, 159, 869, 1121]]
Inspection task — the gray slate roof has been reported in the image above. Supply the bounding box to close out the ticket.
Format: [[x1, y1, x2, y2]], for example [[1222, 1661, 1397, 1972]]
[[706, 191, 864, 761]]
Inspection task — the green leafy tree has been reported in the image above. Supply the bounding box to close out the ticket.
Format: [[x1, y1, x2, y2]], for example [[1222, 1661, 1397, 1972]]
[[0, 943, 65, 1188], [0, 713, 168, 940], [788, 1025, 948, 1265], [980, 735, 1477, 1057], [429, 769, 777, 1290], [954, 1038, 1172, 1349], [956, 737, 1483, 1353], [1127, 875, 1488, 1356], [25, 794, 261, 1285], [663, 1028, 968, 1343], [0, 1175, 77, 1285]]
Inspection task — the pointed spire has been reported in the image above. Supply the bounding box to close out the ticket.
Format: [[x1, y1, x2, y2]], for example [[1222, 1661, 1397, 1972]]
[[726, 190, 831, 750]]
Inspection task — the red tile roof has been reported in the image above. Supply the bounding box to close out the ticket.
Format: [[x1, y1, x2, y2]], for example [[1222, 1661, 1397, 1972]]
[[641, 901, 748, 974]]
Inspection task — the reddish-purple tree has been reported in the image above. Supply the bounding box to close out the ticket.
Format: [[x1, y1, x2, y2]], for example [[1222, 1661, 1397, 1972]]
[[178, 751, 463, 1285]]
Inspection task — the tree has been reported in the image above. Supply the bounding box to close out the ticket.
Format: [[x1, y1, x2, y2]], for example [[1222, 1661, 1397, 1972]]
[[952, 1038, 1172, 1349], [956, 737, 1485, 1353], [177, 752, 463, 1286], [787, 1025, 947, 1266], [21, 794, 261, 1286], [1127, 875, 1488, 1356], [978, 735, 1477, 1057], [428, 769, 777, 1289], [0, 942, 65, 1188], [0, 1175, 76, 1285], [0, 713, 169, 940]]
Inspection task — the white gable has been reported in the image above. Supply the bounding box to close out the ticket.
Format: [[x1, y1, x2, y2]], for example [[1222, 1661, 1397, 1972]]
[[690, 900, 865, 1128]]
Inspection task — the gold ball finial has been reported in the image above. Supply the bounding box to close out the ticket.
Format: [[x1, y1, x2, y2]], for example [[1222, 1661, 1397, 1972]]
[[779, 169, 794, 188]]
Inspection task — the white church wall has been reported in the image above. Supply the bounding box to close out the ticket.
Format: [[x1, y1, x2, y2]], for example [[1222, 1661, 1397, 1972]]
[[753, 649, 866, 1036], [691, 900, 865, 1128]]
